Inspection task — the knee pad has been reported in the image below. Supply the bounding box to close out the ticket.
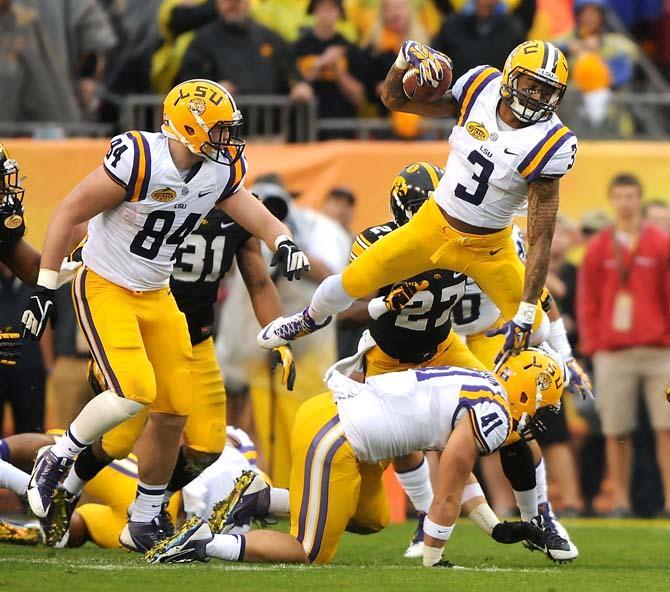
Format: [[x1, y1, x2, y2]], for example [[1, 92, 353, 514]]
[[499, 440, 536, 492], [124, 367, 157, 406]]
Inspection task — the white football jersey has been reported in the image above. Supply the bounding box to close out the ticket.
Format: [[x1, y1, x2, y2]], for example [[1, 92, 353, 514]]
[[434, 66, 577, 229], [329, 366, 511, 463], [454, 225, 526, 336], [83, 131, 247, 291]]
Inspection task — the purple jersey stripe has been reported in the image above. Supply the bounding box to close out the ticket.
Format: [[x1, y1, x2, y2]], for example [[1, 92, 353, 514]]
[[137, 132, 152, 201], [525, 131, 575, 183], [124, 132, 140, 202], [457, 66, 488, 108], [460, 71, 501, 124], [517, 123, 563, 174], [295, 415, 340, 544]]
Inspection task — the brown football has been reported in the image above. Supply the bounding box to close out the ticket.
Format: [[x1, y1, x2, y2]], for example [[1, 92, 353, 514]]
[[402, 56, 453, 103]]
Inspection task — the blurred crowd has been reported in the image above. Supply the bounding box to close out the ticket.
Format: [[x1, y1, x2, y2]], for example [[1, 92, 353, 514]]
[[0, 0, 668, 138], [2, 168, 670, 518]]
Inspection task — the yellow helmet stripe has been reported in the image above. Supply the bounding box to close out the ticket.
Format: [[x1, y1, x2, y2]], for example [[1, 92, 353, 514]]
[[418, 161, 440, 189], [457, 67, 501, 126], [519, 126, 574, 183]]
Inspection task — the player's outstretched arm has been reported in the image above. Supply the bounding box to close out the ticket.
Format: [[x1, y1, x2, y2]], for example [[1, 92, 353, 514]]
[[21, 167, 126, 340], [522, 178, 559, 307], [218, 187, 309, 281], [1, 239, 41, 286], [423, 418, 478, 567]]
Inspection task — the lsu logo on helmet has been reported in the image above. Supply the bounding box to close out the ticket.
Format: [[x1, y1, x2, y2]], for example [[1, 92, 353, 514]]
[[500, 40, 568, 123]]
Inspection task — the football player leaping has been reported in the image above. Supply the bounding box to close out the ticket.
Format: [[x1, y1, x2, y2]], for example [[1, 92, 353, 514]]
[[146, 348, 570, 566], [258, 40, 577, 365], [20, 79, 309, 550]]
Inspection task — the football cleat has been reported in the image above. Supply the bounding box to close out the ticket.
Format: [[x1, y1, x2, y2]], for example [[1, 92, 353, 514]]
[[525, 513, 578, 563], [209, 470, 271, 535], [404, 512, 425, 558], [0, 518, 41, 545], [144, 516, 212, 564], [41, 488, 80, 548], [257, 308, 331, 349], [157, 502, 176, 538], [119, 515, 174, 553], [27, 446, 73, 518]]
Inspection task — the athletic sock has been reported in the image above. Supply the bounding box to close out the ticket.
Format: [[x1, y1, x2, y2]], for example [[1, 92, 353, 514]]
[[0, 459, 30, 496], [514, 488, 539, 522], [205, 533, 246, 561], [535, 458, 548, 507], [268, 487, 290, 515], [130, 481, 167, 523], [51, 427, 92, 460], [467, 502, 500, 536], [308, 274, 353, 323], [395, 457, 432, 514], [62, 446, 111, 496]]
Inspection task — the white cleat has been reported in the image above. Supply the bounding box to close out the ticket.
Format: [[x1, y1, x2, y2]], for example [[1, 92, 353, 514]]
[[257, 308, 331, 350]]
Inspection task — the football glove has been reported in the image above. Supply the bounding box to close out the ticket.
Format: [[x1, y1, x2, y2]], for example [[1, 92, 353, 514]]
[[271, 235, 310, 281], [21, 286, 57, 341], [565, 358, 594, 400], [384, 279, 429, 312], [0, 328, 21, 366], [397, 40, 451, 88], [270, 345, 296, 391], [488, 318, 532, 363]]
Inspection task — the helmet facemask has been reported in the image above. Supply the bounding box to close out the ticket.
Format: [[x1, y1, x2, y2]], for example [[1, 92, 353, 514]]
[[502, 68, 566, 123], [200, 119, 246, 166]]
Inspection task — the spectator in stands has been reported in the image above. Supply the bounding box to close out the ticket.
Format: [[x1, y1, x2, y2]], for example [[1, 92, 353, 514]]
[[431, 0, 525, 80], [177, 0, 313, 102], [152, 0, 216, 93], [556, 0, 638, 131], [578, 173, 670, 517], [0, 263, 45, 434], [0, 0, 81, 124], [101, 0, 161, 123], [348, 0, 441, 42], [293, 0, 365, 137], [17, 0, 117, 118], [362, 0, 430, 115], [644, 199, 670, 234]]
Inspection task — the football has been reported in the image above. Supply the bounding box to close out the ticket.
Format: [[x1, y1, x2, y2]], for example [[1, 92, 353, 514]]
[[402, 56, 453, 102]]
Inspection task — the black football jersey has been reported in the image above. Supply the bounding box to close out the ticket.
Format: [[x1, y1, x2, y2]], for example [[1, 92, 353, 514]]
[[171, 208, 251, 345], [0, 200, 26, 258], [350, 222, 466, 363]]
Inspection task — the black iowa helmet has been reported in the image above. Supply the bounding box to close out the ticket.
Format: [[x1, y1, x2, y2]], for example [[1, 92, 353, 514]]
[[0, 144, 26, 249], [389, 162, 444, 226]]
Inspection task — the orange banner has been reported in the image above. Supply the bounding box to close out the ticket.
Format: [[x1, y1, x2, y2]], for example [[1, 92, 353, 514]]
[[6, 138, 670, 247]]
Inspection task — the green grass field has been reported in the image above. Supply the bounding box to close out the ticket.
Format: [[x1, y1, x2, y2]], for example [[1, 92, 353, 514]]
[[1, 519, 668, 592]]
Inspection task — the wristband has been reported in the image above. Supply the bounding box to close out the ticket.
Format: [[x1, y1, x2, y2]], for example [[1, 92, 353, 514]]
[[274, 234, 292, 250], [548, 318, 573, 359], [394, 48, 409, 70], [37, 268, 59, 290], [367, 297, 388, 320], [422, 544, 444, 567], [423, 516, 454, 541], [514, 301, 537, 326]]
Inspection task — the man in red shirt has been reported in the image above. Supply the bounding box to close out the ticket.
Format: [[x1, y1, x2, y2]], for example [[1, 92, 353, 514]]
[[578, 173, 670, 517]]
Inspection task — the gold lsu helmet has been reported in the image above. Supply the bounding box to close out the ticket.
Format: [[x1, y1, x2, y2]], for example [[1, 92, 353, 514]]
[[162, 79, 245, 166], [500, 40, 569, 124], [494, 344, 567, 440]]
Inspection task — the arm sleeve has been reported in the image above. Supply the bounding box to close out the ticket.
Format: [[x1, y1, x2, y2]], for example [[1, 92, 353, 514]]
[[540, 135, 578, 179], [102, 133, 136, 190], [576, 237, 601, 355]]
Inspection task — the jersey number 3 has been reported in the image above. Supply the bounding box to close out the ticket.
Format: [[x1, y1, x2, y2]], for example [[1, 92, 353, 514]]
[[454, 150, 494, 206]]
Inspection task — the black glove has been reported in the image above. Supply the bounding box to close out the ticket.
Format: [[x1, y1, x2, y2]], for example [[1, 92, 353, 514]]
[[0, 328, 22, 366], [270, 345, 297, 391], [270, 235, 310, 281], [21, 286, 57, 341]]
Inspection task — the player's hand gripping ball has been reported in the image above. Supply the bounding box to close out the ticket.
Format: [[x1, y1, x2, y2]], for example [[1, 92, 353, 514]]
[[399, 41, 453, 102]]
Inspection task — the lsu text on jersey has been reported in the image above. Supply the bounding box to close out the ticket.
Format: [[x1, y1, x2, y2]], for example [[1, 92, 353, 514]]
[[340, 65, 576, 331], [289, 367, 510, 563]]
